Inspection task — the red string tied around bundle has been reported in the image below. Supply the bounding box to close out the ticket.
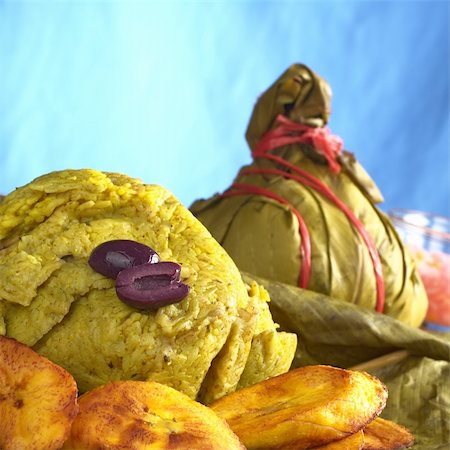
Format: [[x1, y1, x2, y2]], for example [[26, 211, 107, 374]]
[[253, 115, 344, 174], [223, 113, 385, 313]]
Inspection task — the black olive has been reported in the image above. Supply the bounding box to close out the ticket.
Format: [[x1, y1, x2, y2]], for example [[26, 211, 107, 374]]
[[115, 262, 189, 310], [89, 240, 160, 279]]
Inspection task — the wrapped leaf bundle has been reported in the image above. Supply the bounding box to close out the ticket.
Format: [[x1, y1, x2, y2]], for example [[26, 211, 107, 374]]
[[191, 64, 428, 327]]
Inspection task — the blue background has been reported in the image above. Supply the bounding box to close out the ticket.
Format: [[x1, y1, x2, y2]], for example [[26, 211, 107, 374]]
[[1, 0, 449, 216]]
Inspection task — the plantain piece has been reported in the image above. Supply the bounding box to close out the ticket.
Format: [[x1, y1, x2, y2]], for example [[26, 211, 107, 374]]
[[362, 417, 414, 450], [312, 417, 414, 450], [313, 430, 364, 449], [63, 380, 245, 450], [0, 336, 78, 450], [211, 365, 387, 450]]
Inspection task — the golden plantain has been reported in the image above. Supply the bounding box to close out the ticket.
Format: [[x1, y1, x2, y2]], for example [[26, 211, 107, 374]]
[[0, 336, 78, 450], [363, 417, 414, 449], [211, 365, 387, 450], [313, 430, 364, 449], [63, 380, 245, 449]]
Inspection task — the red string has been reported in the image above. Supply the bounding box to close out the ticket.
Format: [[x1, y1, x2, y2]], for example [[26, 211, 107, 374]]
[[253, 115, 344, 174], [240, 165, 385, 313], [222, 183, 311, 288], [222, 114, 385, 313]]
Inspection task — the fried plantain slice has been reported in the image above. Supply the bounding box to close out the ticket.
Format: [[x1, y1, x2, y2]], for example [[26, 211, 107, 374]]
[[362, 417, 414, 449], [63, 380, 245, 449], [313, 430, 364, 449], [211, 365, 387, 450], [0, 336, 78, 450]]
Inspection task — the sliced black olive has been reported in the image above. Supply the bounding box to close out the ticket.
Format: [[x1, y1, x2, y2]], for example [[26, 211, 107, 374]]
[[89, 240, 159, 279], [115, 262, 189, 310]]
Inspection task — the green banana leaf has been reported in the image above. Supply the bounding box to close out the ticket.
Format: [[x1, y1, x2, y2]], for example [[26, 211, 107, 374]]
[[241, 272, 450, 450], [191, 63, 428, 328]]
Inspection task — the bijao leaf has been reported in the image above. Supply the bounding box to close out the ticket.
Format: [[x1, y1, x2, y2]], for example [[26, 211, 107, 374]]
[[241, 272, 450, 450], [191, 63, 428, 327]]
